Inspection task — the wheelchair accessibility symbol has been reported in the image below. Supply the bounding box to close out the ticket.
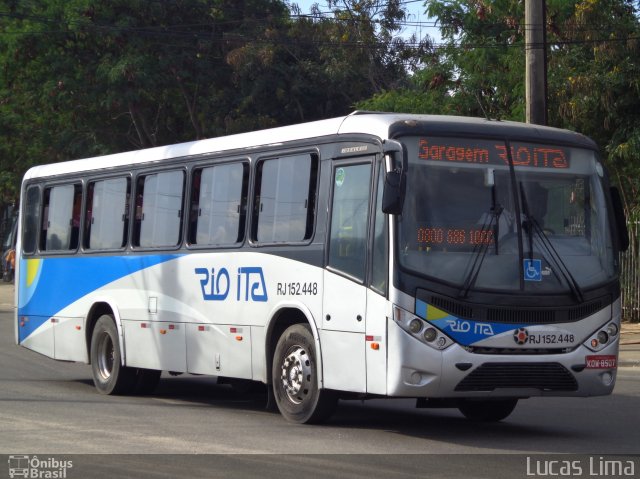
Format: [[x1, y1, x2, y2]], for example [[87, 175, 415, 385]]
[[523, 259, 542, 282]]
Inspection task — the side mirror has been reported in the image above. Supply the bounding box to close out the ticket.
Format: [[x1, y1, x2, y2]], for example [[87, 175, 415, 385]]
[[382, 170, 404, 215], [610, 186, 629, 252], [382, 139, 407, 215]]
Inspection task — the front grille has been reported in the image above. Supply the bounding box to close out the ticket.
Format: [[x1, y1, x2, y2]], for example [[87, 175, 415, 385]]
[[568, 300, 603, 321], [487, 308, 554, 324], [455, 362, 578, 392], [430, 296, 474, 319], [467, 347, 567, 355], [422, 293, 609, 324]]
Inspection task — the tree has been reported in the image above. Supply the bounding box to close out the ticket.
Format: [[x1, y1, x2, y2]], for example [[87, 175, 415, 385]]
[[0, 0, 417, 204], [360, 0, 640, 216], [0, 1, 294, 202], [224, 0, 418, 129], [545, 0, 640, 219]]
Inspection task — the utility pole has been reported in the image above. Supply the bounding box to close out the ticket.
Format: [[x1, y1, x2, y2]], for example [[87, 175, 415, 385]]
[[525, 0, 547, 125]]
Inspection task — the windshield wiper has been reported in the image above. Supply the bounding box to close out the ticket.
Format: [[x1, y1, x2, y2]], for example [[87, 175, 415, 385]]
[[519, 183, 584, 302], [520, 186, 535, 261], [490, 183, 503, 255], [458, 191, 502, 298]]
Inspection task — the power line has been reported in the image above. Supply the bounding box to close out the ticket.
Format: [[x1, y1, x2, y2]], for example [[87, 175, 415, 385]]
[[1, 7, 638, 53]]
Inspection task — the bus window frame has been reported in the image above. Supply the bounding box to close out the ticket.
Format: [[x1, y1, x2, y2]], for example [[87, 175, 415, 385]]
[[185, 157, 251, 251], [367, 156, 389, 298], [130, 166, 188, 252], [82, 174, 133, 253], [249, 150, 320, 248], [325, 156, 376, 286], [37, 180, 84, 256], [20, 183, 42, 257]]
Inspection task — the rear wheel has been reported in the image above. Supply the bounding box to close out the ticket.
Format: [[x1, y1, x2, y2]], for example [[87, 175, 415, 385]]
[[458, 398, 518, 422], [272, 324, 337, 424], [90, 314, 136, 395]]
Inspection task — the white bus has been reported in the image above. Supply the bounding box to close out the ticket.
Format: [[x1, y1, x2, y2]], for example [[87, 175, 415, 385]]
[[15, 112, 629, 423]]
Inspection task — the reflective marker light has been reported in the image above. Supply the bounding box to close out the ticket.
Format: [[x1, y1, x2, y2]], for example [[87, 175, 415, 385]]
[[423, 327, 437, 342], [591, 339, 599, 348], [409, 319, 423, 334]]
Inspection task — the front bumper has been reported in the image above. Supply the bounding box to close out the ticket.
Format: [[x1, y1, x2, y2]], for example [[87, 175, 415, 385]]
[[387, 318, 618, 398]]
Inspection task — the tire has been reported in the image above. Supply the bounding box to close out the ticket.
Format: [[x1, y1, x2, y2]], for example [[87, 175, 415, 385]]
[[133, 368, 161, 395], [272, 324, 337, 424], [90, 314, 136, 395], [458, 398, 518, 422]]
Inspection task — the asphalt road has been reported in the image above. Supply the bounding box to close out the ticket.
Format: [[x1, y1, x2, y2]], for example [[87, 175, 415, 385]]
[[1, 310, 639, 478]]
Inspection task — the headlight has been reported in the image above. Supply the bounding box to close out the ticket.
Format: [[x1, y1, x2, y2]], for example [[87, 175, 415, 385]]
[[409, 319, 423, 334], [423, 327, 438, 342], [392, 305, 452, 350], [597, 330, 609, 345]]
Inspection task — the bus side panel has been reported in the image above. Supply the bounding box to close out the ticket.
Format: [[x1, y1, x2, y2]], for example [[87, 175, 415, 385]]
[[53, 316, 86, 362], [123, 320, 187, 372], [250, 326, 267, 383], [320, 270, 367, 393], [320, 330, 366, 393], [186, 323, 253, 379], [19, 316, 54, 358], [365, 290, 388, 395]]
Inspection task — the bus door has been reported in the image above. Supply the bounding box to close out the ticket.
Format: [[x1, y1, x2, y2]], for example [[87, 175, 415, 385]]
[[321, 159, 373, 393]]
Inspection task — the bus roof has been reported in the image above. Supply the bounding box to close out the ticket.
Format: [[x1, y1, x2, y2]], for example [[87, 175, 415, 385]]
[[22, 112, 597, 181]]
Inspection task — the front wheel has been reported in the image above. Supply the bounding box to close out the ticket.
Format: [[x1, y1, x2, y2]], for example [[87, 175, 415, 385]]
[[272, 324, 337, 424], [90, 314, 136, 395], [458, 398, 518, 422]]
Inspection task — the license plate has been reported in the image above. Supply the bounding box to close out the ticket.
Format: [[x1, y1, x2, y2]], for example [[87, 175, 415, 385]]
[[525, 332, 575, 345], [585, 355, 617, 369]]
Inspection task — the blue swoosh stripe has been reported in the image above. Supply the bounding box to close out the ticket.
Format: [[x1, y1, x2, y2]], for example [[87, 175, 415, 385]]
[[18, 254, 179, 341]]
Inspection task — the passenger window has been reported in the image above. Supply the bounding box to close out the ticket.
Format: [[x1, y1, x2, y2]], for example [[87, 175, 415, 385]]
[[85, 178, 130, 250], [189, 163, 248, 246], [22, 186, 41, 255], [328, 163, 372, 281], [254, 154, 317, 243], [133, 170, 185, 248], [41, 184, 82, 252]]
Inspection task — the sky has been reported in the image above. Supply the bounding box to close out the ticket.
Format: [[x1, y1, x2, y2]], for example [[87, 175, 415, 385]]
[[288, 0, 442, 42]]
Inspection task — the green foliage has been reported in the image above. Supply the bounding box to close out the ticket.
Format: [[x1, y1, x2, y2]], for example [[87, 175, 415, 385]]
[[224, 0, 418, 128], [361, 0, 640, 216], [3, 0, 640, 219], [0, 0, 417, 202], [545, 0, 640, 217], [360, 0, 528, 119]]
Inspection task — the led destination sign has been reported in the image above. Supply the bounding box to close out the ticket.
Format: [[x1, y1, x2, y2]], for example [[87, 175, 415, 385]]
[[417, 139, 570, 169], [417, 226, 495, 249]]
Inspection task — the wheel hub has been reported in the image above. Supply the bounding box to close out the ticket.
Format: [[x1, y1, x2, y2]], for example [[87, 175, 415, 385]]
[[96, 332, 115, 381], [281, 346, 312, 404]]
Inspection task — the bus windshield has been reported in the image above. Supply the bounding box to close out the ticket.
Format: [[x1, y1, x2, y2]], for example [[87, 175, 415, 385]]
[[398, 136, 616, 295]]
